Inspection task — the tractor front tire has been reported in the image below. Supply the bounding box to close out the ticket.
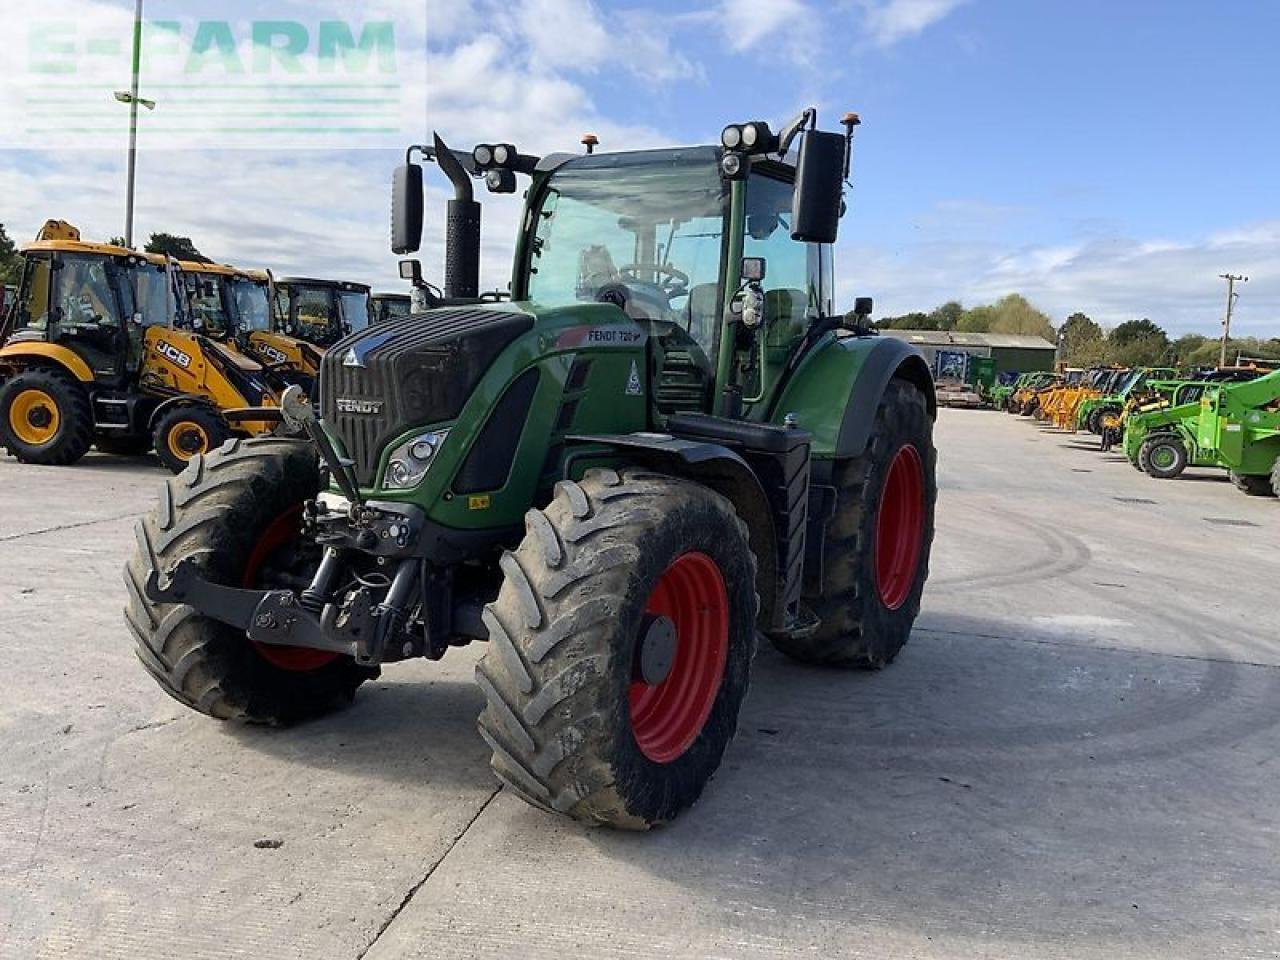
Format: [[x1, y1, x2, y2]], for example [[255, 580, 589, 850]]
[[476, 468, 758, 829], [0, 369, 94, 466], [124, 437, 373, 725], [1142, 434, 1188, 480], [777, 379, 937, 668], [153, 405, 231, 474], [1230, 472, 1276, 497]]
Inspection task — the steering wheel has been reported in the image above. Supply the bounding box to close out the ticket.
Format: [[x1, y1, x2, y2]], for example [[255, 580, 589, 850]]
[[619, 262, 689, 296]]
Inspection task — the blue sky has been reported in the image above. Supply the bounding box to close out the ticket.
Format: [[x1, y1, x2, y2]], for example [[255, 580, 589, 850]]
[[2, 0, 1277, 336]]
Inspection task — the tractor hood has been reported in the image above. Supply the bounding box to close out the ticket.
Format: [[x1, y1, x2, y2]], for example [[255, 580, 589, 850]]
[[320, 304, 534, 485]]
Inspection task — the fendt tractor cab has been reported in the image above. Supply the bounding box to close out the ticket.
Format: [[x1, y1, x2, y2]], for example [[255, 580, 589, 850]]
[[225, 268, 323, 388], [274, 277, 371, 348], [0, 222, 285, 472], [134, 111, 938, 829]]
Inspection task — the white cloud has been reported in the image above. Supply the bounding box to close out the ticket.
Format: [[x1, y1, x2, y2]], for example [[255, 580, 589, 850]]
[[719, 0, 812, 53], [516, 0, 611, 70], [860, 0, 967, 48]]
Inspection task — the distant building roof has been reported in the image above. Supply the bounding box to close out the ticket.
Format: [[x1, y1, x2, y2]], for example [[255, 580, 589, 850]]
[[880, 329, 1057, 351]]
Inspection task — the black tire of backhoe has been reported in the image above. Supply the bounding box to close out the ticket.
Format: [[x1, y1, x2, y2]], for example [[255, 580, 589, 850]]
[[152, 404, 232, 475], [1230, 471, 1276, 497], [0, 369, 94, 465], [123, 436, 375, 725], [475, 467, 758, 830], [774, 379, 937, 668]]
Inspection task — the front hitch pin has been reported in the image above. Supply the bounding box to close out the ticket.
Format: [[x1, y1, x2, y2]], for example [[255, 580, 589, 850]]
[[280, 385, 363, 507]]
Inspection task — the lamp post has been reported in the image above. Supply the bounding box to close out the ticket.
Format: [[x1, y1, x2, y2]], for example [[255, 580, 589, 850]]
[[114, 0, 155, 249], [1217, 273, 1248, 367]]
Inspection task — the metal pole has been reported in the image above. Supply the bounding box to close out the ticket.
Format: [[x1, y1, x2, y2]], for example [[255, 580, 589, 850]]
[[1218, 273, 1247, 368], [124, 0, 143, 248]]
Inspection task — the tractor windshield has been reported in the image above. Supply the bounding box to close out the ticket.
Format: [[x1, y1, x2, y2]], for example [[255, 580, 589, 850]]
[[527, 149, 728, 355], [230, 277, 273, 333]]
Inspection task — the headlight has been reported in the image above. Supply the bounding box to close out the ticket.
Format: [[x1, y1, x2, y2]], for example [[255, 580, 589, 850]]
[[721, 125, 742, 149], [383, 429, 449, 490], [473, 144, 493, 167], [493, 144, 511, 166]]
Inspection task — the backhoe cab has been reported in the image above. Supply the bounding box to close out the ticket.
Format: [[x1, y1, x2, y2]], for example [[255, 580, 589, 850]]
[[0, 222, 288, 472], [273, 277, 372, 348], [133, 111, 938, 830]]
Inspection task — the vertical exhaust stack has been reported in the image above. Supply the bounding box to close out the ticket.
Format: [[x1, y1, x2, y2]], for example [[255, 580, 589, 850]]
[[434, 133, 481, 300]]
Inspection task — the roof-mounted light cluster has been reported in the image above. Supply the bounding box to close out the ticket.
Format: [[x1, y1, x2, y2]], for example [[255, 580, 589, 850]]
[[721, 121, 778, 156], [471, 143, 519, 169], [472, 143, 520, 194]]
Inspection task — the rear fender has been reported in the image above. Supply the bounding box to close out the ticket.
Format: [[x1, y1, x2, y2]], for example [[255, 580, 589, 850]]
[[568, 432, 782, 632], [770, 334, 935, 458]]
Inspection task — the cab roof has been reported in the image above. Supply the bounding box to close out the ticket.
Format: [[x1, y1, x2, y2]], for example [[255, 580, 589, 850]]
[[277, 277, 371, 292], [177, 260, 238, 276], [20, 238, 169, 266]]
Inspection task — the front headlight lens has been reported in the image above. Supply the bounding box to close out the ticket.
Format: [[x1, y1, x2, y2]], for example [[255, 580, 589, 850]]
[[383, 429, 449, 490]]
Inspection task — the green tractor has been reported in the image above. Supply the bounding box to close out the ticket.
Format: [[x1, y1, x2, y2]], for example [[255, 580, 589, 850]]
[[1123, 367, 1280, 495], [127, 111, 937, 829], [1076, 366, 1176, 435]]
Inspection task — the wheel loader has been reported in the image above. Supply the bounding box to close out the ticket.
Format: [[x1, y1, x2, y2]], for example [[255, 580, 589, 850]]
[[0, 222, 286, 472], [274, 277, 372, 348], [1077, 366, 1177, 435], [129, 110, 939, 830], [1121, 367, 1280, 493]]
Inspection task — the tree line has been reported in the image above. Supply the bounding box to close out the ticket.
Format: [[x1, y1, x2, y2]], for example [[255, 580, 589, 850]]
[[876, 293, 1280, 367]]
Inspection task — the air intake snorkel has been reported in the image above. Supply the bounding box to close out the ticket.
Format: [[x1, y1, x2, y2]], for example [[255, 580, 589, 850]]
[[391, 134, 481, 302]]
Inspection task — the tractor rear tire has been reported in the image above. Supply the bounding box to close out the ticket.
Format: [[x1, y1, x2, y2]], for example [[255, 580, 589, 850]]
[[1230, 472, 1276, 497], [124, 437, 374, 725], [95, 434, 153, 456], [153, 405, 231, 474], [0, 369, 94, 466], [476, 468, 758, 829], [1142, 434, 1188, 480], [776, 379, 936, 668]]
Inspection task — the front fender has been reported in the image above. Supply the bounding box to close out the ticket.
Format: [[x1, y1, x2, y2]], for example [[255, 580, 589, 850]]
[[770, 334, 935, 458], [0, 342, 94, 382]]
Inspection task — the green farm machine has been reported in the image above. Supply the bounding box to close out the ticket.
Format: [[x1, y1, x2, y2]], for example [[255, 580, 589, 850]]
[[1123, 367, 1280, 495], [128, 111, 938, 828]]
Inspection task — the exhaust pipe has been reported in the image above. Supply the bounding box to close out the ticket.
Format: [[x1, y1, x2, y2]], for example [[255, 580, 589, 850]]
[[433, 133, 480, 300]]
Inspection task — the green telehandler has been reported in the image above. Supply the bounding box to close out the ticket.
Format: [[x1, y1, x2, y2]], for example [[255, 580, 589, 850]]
[[1123, 367, 1280, 495], [127, 111, 937, 829]]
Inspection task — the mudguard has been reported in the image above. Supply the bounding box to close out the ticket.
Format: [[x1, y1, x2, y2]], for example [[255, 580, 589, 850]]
[[569, 431, 784, 632], [770, 333, 935, 458], [0, 342, 95, 382]]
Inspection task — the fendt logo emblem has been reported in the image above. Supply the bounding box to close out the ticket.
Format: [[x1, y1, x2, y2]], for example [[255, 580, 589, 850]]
[[156, 340, 193, 369], [336, 397, 383, 415]]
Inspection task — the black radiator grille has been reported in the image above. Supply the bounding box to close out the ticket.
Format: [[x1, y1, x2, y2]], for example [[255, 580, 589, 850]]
[[320, 307, 533, 485]]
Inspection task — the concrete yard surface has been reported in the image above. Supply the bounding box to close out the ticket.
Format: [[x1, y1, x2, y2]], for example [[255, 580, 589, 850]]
[[1, 410, 1277, 959]]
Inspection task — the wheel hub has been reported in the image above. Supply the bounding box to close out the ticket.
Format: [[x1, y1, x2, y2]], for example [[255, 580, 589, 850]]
[[628, 552, 729, 765], [9, 389, 61, 445], [874, 444, 926, 611], [635, 614, 677, 686]]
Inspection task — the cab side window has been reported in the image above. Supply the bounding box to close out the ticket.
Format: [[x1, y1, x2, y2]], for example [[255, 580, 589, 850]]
[[743, 173, 823, 350], [15, 256, 53, 332]]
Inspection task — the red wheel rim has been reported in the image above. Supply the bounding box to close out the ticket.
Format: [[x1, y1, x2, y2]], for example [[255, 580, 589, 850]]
[[244, 506, 339, 672], [874, 444, 926, 611], [628, 552, 729, 764]]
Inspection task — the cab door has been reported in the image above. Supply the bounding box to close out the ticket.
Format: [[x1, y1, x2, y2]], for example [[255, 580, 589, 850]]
[[52, 254, 128, 380]]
